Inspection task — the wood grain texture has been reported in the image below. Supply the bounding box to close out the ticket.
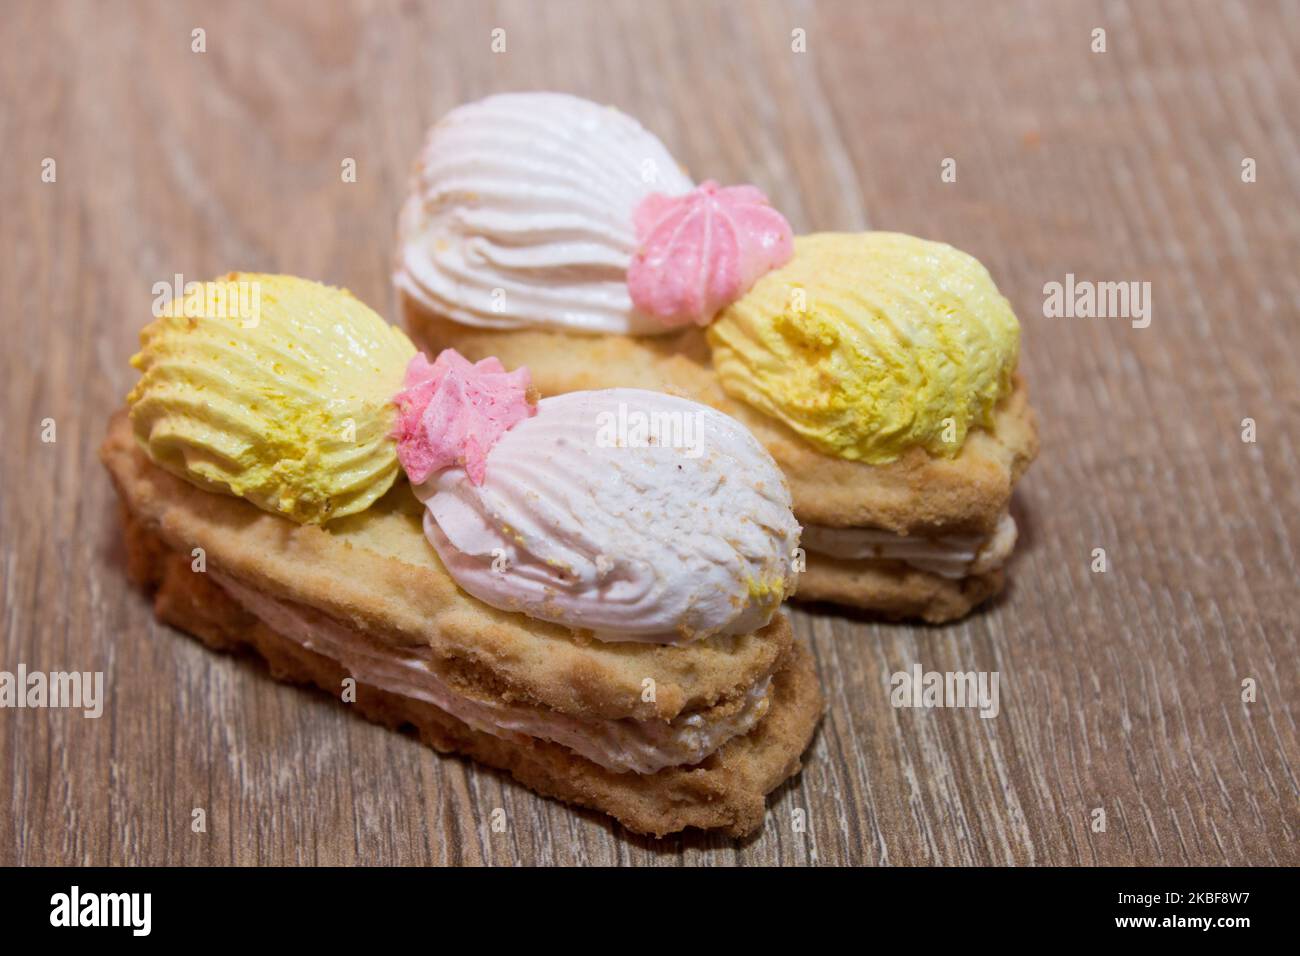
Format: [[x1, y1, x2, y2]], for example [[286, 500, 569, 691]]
[[1, 0, 1296, 866]]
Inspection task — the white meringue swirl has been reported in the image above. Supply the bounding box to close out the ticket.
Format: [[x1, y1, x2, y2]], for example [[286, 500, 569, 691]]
[[396, 92, 694, 335], [414, 388, 800, 643]]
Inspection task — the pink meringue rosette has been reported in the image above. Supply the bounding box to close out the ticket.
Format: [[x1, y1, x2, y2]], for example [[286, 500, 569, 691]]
[[392, 349, 534, 486], [628, 180, 794, 327]]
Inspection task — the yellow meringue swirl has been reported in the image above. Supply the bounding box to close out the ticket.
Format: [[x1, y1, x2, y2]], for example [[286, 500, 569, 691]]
[[707, 232, 1020, 464], [128, 273, 416, 523]]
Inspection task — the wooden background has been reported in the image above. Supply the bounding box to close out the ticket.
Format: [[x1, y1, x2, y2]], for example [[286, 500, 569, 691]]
[[2, 0, 1296, 866]]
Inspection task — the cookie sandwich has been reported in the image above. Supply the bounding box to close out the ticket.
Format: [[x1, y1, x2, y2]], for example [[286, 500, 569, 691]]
[[102, 273, 822, 837], [396, 93, 1038, 622]]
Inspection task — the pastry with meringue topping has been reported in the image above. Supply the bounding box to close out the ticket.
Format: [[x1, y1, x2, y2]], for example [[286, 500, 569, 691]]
[[396, 93, 1038, 623], [102, 277, 821, 836]]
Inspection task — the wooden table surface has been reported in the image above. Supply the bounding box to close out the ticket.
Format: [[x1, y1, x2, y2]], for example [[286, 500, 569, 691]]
[[2, 0, 1296, 866]]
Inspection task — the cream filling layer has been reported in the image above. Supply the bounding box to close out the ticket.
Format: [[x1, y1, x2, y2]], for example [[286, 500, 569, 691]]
[[214, 573, 772, 775], [801, 512, 1017, 579]]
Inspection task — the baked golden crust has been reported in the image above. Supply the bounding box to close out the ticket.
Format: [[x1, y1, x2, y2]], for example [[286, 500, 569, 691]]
[[798, 552, 1004, 623], [117, 499, 824, 838], [101, 410, 791, 722], [401, 292, 1039, 536]]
